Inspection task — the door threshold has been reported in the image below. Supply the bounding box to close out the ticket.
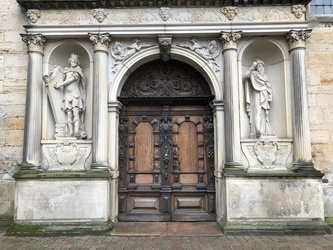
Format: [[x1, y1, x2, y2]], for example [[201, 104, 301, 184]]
[[110, 222, 223, 236]]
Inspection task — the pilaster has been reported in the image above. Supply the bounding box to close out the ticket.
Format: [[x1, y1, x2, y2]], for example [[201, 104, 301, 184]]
[[20, 33, 46, 169], [220, 31, 242, 169], [89, 33, 112, 170], [286, 29, 313, 168]]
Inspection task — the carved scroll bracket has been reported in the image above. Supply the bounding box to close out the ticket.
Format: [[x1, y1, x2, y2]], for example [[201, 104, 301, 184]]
[[158, 35, 173, 62]]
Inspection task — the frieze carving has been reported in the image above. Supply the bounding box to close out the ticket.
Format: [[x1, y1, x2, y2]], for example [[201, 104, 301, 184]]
[[120, 60, 211, 98], [176, 39, 221, 72], [111, 39, 156, 73], [27, 9, 41, 23], [291, 5, 306, 19], [35, 6, 298, 26], [221, 6, 239, 21], [286, 29, 312, 50], [158, 35, 172, 62], [91, 8, 108, 23]]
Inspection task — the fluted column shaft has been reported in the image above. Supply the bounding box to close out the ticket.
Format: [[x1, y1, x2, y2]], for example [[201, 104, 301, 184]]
[[21, 34, 46, 168], [286, 29, 313, 168], [89, 33, 112, 170], [220, 31, 242, 168]]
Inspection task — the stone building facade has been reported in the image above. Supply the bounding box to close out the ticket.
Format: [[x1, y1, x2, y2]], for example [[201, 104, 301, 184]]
[[0, 0, 333, 234]]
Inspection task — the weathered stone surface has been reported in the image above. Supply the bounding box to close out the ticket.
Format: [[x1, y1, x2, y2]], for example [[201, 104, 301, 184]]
[[226, 178, 324, 220], [16, 180, 110, 221]]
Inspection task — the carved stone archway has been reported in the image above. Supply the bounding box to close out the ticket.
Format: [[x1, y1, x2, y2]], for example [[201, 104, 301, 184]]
[[117, 59, 216, 221]]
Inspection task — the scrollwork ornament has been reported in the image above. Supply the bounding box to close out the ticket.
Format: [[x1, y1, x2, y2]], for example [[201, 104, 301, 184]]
[[89, 33, 112, 52], [219, 31, 242, 51], [291, 5, 306, 19], [221, 6, 239, 21], [176, 39, 221, 72], [27, 9, 41, 23], [286, 29, 312, 51], [21, 33, 46, 53]]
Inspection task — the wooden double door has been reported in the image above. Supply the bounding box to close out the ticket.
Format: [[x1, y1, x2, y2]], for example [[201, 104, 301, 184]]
[[118, 102, 215, 221]]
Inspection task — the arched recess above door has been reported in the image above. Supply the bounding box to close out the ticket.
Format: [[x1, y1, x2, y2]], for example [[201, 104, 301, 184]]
[[118, 59, 214, 105]]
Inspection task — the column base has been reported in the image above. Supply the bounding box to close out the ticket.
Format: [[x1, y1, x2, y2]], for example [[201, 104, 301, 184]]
[[91, 162, 110, 170]]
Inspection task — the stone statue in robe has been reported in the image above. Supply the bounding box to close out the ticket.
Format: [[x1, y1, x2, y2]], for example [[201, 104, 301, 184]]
[[244, 59, 273, 138]]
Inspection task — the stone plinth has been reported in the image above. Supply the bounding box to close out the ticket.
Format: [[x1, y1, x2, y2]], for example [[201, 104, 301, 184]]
[[10, 171, 113, 235], [219, 170, 330, 234]]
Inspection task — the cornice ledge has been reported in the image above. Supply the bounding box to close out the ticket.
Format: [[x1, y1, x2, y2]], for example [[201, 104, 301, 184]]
[[22, 22, 309, 38], [17, 0, 312, 10]]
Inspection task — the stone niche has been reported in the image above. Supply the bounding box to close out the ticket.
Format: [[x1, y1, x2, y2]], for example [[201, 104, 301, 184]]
[[41, 41, 93, 171], [239, 38, 292, 171]]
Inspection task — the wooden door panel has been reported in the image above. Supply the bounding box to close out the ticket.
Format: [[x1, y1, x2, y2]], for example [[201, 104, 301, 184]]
[[135, 122, 154, 172], [119, 104, 215, 222]]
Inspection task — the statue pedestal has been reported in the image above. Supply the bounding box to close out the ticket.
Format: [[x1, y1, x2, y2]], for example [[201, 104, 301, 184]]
[[41, 140, 92, 171]]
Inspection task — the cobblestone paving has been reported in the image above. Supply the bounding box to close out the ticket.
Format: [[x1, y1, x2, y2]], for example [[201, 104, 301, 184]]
[[1, 227, 333, 250]]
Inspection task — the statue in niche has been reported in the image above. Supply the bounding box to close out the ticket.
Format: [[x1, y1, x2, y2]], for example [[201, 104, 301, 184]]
[[244, 59, 273, 138], [53, 54, 87, 139]]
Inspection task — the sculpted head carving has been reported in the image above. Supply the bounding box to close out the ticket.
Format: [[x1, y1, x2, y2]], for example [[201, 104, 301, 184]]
[[221, 6, 239, 21], [291, 5, 306, 19], [91, 8, 108, 23], [159, 7, 170, 21], [27, 9, 41, 23]]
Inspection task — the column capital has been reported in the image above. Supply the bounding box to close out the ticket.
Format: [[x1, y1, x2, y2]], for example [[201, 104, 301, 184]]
[[219, 31, 242, 51], [286, 29, 312, 51], [21, 33, 46, 54], [89, 33, 112, 52]]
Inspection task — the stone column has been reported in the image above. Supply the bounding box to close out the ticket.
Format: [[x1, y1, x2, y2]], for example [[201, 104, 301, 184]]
[[21, 34, 46, 169], [89, 33, 112, 170], [220, 31, 242, 169], [286, 29, 314, 168]]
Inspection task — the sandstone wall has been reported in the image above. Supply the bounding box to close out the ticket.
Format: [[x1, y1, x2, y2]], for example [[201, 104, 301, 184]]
[[307, 23, 333, 217], [0, 0, 26, 224]]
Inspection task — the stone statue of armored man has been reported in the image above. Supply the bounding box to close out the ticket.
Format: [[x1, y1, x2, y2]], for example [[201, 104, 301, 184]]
[[244, 59, 273, 138], [44, 53, 87, 139]]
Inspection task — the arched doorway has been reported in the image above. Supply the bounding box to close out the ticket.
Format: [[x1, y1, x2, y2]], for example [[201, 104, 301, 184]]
[[117, 60, 216, 221]]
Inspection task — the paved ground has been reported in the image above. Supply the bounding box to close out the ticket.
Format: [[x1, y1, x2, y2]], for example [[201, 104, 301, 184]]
[[1, 223, 333, 250]]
